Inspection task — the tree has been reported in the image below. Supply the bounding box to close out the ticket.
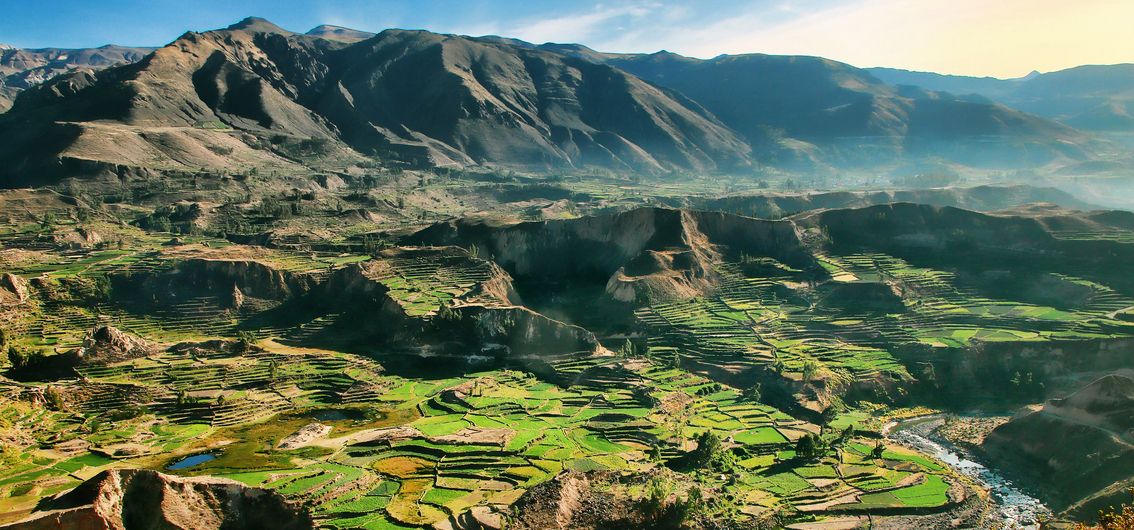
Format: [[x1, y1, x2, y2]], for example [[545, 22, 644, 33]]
[[795, 433, 825, 460], [819, 406, 839, 435], [437, 303, 460, 322], [837, 425, 855, 445], [742, 382, 762, 403], [40, 212, 56, 230], [91, 275, 112, 301], [9, 347, 43, 370], [642, 475, 672, 514], [236, 330, 257, 352], [802, 360, 820, 383], [689, 431, 723, 469], [871, 441, 886, 460]]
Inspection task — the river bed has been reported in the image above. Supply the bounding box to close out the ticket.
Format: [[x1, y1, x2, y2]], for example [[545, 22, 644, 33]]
[[886, 416, 1051, 530]]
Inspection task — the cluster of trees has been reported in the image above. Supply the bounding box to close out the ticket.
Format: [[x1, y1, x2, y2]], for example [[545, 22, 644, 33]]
[[236, 331, 258, 352], [136, 202, 204, 234], [617, 339, 649, 359], [3, 329, 45, 371], [792, 406, 858, 461], [793, 423, 858, 461]]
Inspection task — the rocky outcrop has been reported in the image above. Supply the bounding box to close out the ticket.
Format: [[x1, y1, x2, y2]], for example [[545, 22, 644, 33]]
[[307, 248, 594, 356], [0, 273, 28, 305], [801, 203, 1134, 295], [72, 326, 157, 364], [506, 470, 757, 530], [111, 257, 322, 309], [407, 207, 814, 303], [1, 469, 312, 530], [443, 305, 602, 357]]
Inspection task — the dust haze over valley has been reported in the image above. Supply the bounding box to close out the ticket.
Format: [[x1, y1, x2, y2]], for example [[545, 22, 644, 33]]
[[2, 6, 1134, 530]]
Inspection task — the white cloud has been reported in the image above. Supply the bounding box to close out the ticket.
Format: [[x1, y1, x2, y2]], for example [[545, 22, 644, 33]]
[[488, 1, 665, 44], [521, 0, 1134, 77]]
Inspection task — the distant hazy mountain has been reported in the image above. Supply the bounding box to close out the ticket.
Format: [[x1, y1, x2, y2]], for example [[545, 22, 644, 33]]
[[0, 44, 153, 112], [869, 64, 1134, 131], [0, 18, 1113, 185], [305, 24, 377, 43], [592, 50, 1097, 170]]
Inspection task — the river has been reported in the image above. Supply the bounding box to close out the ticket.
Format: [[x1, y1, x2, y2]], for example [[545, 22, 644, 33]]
[[886, 416, 1051, 530]]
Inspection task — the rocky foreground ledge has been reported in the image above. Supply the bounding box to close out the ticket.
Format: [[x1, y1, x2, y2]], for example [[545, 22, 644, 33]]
[[1, 469, 313, 530]]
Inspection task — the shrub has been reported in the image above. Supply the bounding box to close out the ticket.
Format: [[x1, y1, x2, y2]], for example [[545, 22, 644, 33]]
[[44, 387, 67, 411]]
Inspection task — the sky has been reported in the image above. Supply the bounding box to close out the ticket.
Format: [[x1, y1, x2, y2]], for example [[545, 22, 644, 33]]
[[2, 0, 1131, 78]]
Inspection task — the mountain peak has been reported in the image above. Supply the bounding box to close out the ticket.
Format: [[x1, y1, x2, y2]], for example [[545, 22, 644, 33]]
[[305, 24, 376, 43], [226, 16, 293, 35]]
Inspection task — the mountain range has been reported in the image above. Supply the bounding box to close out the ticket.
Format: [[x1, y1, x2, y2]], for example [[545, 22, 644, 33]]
[[0, 44, 152, 112], [0, 17, 1128, 186], [869, 64, 1134, 131]]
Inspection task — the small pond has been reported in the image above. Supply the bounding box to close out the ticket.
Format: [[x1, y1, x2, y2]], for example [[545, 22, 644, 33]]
[[166, 452, 218, 470], [308, 408, 368, 422]]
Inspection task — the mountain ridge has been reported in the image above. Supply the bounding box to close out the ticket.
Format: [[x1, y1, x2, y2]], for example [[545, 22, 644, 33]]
[[0, 17, 1119, 186], [869, 63, 1134, 131]]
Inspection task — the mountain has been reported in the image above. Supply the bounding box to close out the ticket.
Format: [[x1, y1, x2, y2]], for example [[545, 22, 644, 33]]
[[597, 51, 1097, 170], [0, 44, 152, 112], [305, 24, 376, 43], [0, 18, 752, 186], [0, 18, 1112, 186], [869, 64, 1134, 131]]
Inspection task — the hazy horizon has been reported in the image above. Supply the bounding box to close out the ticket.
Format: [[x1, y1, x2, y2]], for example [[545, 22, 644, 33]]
[[2, 0, 1132, 78]]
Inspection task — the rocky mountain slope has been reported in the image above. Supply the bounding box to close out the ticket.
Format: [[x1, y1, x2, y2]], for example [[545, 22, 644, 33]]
[[983, 374, 1134, 518], [0, 44, 152, 112], [869, 64, 1134, 132], [0, 17, 750, 186]]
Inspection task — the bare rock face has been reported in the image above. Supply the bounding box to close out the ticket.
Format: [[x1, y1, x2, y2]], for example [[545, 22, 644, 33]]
[[231, 283, 245, 310], [74, 326, 157, 364], [2, 469, 313, 530], [0, 272, 29, 305]]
